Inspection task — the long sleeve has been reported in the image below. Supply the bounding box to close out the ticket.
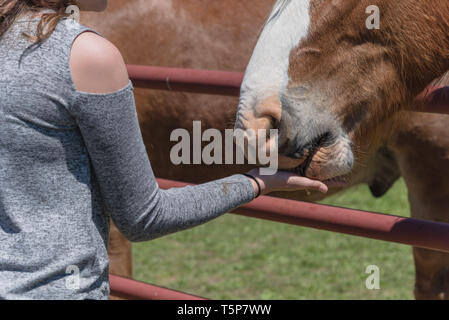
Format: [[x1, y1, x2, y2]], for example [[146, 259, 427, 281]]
[[69, 81, 255, 242]]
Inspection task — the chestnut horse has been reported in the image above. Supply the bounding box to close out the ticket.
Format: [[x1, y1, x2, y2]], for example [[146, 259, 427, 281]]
[[82, 0, 449, 299]]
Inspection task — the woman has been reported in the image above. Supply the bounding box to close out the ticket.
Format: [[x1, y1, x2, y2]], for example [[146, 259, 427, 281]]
[[0, 0, 328, 299]]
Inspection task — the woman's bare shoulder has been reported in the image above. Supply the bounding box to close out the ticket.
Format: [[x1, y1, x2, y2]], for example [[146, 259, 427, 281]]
[[69, 31, 129, 94]]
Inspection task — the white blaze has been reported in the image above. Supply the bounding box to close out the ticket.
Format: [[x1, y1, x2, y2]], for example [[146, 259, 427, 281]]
[[237, 0, 311, 117]]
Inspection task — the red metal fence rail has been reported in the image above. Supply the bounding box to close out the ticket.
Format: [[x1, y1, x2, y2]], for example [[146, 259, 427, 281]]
[[127, 64, 243, 96], [110, 275, 207, 300], [157, 178, 449, 254], [127, 64, 449, 114]]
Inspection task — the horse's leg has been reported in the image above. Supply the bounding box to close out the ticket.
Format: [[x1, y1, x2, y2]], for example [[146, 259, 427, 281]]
[[404, 178, 449, 299], [393, 130, 449, 299], [408, 186, 449, 300], [108, 219, 133, 300], [412, 249, 449, 299]]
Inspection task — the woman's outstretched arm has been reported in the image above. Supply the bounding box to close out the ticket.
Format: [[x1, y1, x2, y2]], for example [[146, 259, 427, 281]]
[[69, 32, 327, 242]]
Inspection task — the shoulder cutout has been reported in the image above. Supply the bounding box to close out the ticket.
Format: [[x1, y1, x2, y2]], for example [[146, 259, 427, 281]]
[[70, 31, 130, 94]]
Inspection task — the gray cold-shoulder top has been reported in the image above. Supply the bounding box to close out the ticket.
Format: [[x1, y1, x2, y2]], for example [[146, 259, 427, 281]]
[[0, 13, 254, 299]]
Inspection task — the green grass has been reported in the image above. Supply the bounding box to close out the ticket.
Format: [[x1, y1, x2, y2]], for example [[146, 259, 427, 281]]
[[133, 178, 415, 299]]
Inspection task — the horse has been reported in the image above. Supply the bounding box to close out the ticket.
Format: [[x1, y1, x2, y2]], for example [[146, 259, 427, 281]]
[[82, 0, 449, 299]]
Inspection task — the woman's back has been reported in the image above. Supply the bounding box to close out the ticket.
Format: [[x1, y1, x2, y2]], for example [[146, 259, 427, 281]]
[[0, 13, 111, 299]]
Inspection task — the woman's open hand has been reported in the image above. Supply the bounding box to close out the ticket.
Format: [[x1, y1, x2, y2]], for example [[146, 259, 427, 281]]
[[246, 168, 328, 196]]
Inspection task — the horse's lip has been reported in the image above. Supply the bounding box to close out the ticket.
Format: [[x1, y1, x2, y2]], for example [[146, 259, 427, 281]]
[[323, 176, 348, 188], [287, 165, 348, 187], [323, 175, 348, 184]]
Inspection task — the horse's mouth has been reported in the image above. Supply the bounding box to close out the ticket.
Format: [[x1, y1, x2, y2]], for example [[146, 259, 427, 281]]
[[289, 144, 318, 177], [288, 150, 348, 188], [283, 132, 352, 189], [292, 156, 310, 177], [288, 132, 336, 177]]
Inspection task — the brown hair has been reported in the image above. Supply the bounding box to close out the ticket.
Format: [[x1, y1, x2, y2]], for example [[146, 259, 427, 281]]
[[0, 0, 79, 43]]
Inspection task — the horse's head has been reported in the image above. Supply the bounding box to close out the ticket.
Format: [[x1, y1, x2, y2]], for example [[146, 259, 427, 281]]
[[235, 0, 449, 181]]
